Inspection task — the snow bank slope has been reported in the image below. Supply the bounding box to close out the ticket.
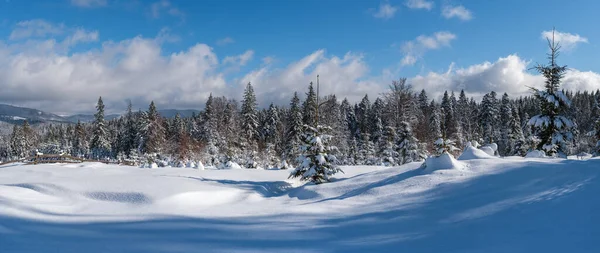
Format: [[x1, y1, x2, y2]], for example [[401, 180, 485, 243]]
[[1, 158, 599, 253]]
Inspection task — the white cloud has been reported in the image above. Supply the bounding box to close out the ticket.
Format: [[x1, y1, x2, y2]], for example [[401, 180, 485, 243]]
[[0, 29, 226, 114], [541, 30, 588, 51], [2, 20, 599, 115], [223, 50, 255, 66], [409, 54, 600, 100], [70, 0, 107, 8], [216, 37, 234, 46], [401, 31, 457, 66], [62, 29, 99, 46], [373, 1, 399, 19], [155, 27, 180, 43], [9, 19, 65, 40], [405, 0, 433, 10], [150, 0, 184, 20], [240, 50, 384, 107], [262, 56, 275, 65], [442, 5, 473, 21]]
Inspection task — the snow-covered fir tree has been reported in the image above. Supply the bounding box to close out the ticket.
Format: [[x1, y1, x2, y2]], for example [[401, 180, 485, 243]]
[[379, 126, 398, 166], [499, 93, 512, 155], [289, 125, 343, 184], [428, 102, 442, 147], [594, 96, 600, 156], [302, 83, 317, 127], [72, 120, 88, 157], [396, 121, 426, 164], [240, 82, 259, 167], [357, 133, 376, 165], [528, 30, 576, 157], [143, 101, 166, 155], [9, 124, 26, 159], [480, 91, 499, 144], [356, 95, 371, 136], [284, 92, 303, 166], [433, 138, 459, 157], [90, 97, 111, 159], [509, 107, 527, 156]]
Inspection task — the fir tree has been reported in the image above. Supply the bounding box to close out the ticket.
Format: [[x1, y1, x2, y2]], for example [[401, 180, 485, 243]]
[[396, 121, 425, 164], [241, 82, 259, 167], [528, 30, 576, 157], [428, 102, 442, 142], [509, 107, 527, 156], [380, 126, 398, 166], [594, 96, 600, 156], [289, 125, 343, 184], [123, 101, 138, 157], [263, 103, 280, 145], [302, 83, 317, 127], [357, 133, 376, 165], [143, 101, 166, 154], [284, 92, 303, 166], [9, 124, 26, 159], [499, 93, 512, 155], [73, 120, 88, 157], [480, 91, 499, 144], [90, 96, 110, 159], [356, 94, 371, 136]]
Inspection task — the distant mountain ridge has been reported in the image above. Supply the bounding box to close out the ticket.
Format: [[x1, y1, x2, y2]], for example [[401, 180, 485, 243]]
[[0, 104, 68, 124], [0, 103, 201, 125]]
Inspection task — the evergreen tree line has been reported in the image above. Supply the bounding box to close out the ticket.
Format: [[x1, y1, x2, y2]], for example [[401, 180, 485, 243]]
[[1, 81, 599, 166]]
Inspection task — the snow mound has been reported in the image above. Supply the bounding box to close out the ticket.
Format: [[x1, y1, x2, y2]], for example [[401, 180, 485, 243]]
[[526, 150, 547, 158], [217, 161, 242, 170], [458, 144, 496, 160], [422, 153, 465, 172], [480, 146, 495, 156]]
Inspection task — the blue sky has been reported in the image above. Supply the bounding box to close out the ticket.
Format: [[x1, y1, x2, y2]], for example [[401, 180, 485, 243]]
[[0, 0, 598, 114]]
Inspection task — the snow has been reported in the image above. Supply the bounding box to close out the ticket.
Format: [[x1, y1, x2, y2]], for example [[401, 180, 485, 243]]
[[458, 144, 496, 160], [217, 161, 242, 170], [480, 146, 495, 156], [422, 152, 465, 172], [526, 150, 547, 158], [1, 158, 600, 252]]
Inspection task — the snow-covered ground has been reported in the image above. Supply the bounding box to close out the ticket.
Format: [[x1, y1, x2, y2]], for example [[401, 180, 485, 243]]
[[1, 157, 599, 252]]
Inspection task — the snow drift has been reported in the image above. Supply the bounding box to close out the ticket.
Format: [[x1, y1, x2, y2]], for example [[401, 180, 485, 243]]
[[458, 144, 497, 160]]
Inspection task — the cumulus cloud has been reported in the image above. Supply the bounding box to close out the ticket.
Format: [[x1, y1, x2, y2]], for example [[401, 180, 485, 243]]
[[239, 50, 384, 107], [216, 37, 234, 46], [401, 31, 457, 66], [0, 30, 226, 114], [409, 54, 600, 100], [0, 21, 385, 114], [1, 21, 598, 115], [442, 5, 473, 21], [70, 0, 107, 8], [223, 50, 255, 69], [405, 0, 433, 10], [373, 1, 398, 19], [541, 30, 588, 51]]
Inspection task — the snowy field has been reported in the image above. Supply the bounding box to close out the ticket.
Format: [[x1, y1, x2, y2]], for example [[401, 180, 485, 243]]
[[1, 157, 599, 253]]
